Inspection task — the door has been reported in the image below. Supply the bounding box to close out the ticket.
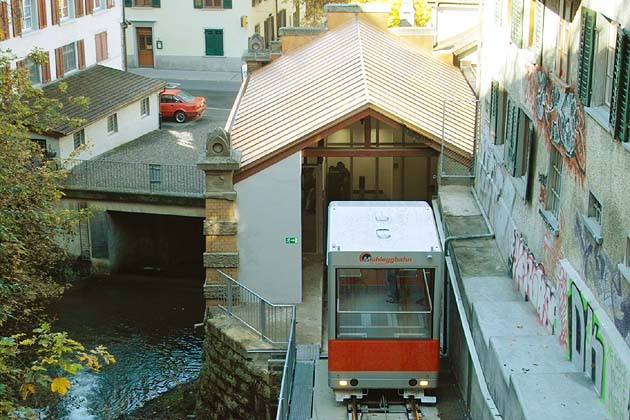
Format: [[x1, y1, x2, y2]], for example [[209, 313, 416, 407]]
[[137, 27, 154, 67]]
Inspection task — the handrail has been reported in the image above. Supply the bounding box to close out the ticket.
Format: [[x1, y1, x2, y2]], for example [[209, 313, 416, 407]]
[[275, 307, 296, 420]]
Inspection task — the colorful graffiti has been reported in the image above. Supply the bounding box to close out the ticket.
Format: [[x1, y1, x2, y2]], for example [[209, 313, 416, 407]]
[[527, 67, 586, 180], [509, 230, 556, 331], [574, 212, 630, 345]]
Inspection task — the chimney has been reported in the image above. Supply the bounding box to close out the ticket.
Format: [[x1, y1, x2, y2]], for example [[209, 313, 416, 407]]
[[324, 3, 391, 30]]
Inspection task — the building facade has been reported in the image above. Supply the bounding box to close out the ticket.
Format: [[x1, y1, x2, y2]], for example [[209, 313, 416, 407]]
[[123, 0, 301, 71], [477, 0, 630, 417]]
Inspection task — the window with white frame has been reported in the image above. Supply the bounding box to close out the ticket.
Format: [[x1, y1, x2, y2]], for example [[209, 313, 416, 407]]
[[555, 0, 573, 81], [62, 43, 77, 73], [546, 147, 563, 220], [140, 97, 149, 117], [25, 60, 42, 85], [107, 114, 118, 133], [21, 0, 37, 31], [59, 0, 74, 19], [587, 192, 602, 225], [94, 0, 104, 10], [73, 129, 85, 149]]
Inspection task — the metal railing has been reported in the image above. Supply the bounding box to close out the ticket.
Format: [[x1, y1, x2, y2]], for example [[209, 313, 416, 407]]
[[216, 270, 294, 345], [276, 310, 296, 420], [59, 159, 205, 198]]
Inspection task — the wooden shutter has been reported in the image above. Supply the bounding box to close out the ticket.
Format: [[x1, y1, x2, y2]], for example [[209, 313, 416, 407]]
[[204, 29, 223, 56], [193, 0, 202, 8], [106, 0, 114, 8], [223, 0, 232, 8], [11, 0, 21, 37], [85, 0, 93, 14], [0, 2, 9, 40], [151, 0, 160, 7], [36, 0, 47, 28], [77, 40, 85, 69], [95, 31, 108, 61], [54, 46, 64, 78], [504, 98, 519, 175], [510, 0, 523, 47], [75, 0, 84, 17], [610, 28, 630, 142], [490, 81, 499, 143], [577, 8, 596, 106], [41, 51, 51, 83], [51, 0, 60, 24], [532, 0, 544, 63]]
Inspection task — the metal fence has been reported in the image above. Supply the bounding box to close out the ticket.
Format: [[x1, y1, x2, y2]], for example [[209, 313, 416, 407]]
[[216, 270, 295, 345], [275, 309, 296, 420], [60, 159, 205, 197]]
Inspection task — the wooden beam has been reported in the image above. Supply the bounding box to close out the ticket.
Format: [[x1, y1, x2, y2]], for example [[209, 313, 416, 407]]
[[301, 148, 434, 157], [364, 116, 371, 147]]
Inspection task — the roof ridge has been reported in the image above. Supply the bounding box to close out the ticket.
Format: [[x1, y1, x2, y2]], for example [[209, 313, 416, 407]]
[[356, 21, 371, 104]]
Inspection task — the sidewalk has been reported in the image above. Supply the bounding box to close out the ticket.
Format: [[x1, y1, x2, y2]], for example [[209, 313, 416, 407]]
[[438, 185, 609, 420], [128, 67, 243, 83]]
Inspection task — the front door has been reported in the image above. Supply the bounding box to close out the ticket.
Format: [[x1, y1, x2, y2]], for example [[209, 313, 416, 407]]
[[137, 27, 154, 67]]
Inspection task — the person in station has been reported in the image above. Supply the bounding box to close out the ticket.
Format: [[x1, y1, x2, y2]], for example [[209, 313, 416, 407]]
[[386, 269, 399, 303]]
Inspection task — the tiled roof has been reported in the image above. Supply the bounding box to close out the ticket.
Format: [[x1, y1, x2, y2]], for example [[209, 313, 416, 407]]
[[43, 65, 166, 137], [229, 18, 477, 172]]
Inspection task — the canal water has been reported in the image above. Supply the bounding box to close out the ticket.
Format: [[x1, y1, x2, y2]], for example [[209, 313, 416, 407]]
[[50, 274, 205, 420]]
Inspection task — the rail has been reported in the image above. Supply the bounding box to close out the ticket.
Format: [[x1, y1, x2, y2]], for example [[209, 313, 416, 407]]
[[59, 159, 205, 197], [215, 271, 296, 419]]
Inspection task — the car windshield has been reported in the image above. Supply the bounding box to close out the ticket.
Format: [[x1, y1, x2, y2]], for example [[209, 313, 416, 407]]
[[176, 91, 197, 103]]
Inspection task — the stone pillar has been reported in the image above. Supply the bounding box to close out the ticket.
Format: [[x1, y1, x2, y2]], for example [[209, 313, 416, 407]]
[[197, 127, 241, 309]]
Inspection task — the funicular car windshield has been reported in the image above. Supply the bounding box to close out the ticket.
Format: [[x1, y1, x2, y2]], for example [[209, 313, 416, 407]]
[[336, 267, 434, 339]]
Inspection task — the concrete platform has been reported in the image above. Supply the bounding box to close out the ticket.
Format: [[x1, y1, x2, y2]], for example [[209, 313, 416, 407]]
[[461, 276, 521, 319]]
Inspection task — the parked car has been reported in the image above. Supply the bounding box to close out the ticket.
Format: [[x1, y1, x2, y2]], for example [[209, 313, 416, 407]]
[[159, 87, 207, 123]]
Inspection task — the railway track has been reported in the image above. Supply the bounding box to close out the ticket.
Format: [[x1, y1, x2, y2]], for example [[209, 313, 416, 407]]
[[347, 393, 425, 420]]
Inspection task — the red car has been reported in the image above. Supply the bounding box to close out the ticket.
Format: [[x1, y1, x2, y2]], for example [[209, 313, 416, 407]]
[[159, 87, 207, 123]]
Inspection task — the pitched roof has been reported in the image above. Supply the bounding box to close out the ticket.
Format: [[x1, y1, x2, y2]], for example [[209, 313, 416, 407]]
[[42, 65, 166, 137], [229, 18, 477, 172]]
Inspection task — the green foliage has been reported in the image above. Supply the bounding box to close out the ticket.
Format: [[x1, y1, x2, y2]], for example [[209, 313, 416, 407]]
[[0, 48, 114, 419]]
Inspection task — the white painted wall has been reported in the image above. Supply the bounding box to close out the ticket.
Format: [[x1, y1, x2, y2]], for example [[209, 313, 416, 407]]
[[235, 152, 302, 304], [56, 93, 160, 159], [2, 0, 124, 76]]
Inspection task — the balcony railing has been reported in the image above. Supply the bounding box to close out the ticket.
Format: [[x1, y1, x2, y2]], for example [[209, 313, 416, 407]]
[[60, 159, 205, 198]]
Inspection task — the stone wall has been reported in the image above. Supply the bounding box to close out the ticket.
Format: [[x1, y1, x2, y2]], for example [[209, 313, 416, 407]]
[[196, 310, 281, 420]]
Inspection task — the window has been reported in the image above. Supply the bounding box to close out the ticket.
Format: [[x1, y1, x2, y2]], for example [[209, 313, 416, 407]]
[[93, 0, 104, 9], [95, 31, 108, 62], [204, 29, 224, 56], [25, 60, 42, 85], [625, 237, 630, 267], [73, 129, 85, 149], [62, 42, 77, 73], [587, 192, 602, 225], [335, 268, 434, 339], [546, 147, 563, 220], [31, 138, 47, 151], [141, 97, 150, 116], [193, 0, 231, 8], [59, 0, 73, 19], [555, 0, 573, 81], [107, 114, 118, 133], [133, 0, 152, 6], [503, 97, 533, 198], [22, 0, 37, 31], [277, 9, 286, 32], [204, 0, 222, 7], [489, 80, 507, 145]]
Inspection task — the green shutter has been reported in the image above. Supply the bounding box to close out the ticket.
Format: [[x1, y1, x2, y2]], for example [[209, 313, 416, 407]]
[[223, 0, 232, 8], [610, 29, 630, 142], [490, 81, 499, 143], [577, 8, 596, 106], [533, 0, 544, 63], [194, 0, 202, 7], [205, 29, 224, 56], [505, 98, 519, 176], [510, 0, 524, 48], [152, 0, 160, 7], [124, 0, 131, 6], [494, 0, 502, 26]]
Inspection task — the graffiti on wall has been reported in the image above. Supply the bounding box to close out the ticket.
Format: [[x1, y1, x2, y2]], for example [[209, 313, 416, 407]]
[[527, 68, 586, 179], [509, 230, 557, 331], [574, 212, 630, 345]]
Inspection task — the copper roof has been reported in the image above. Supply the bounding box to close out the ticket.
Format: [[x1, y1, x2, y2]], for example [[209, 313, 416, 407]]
[[229, 18, 477, 173]]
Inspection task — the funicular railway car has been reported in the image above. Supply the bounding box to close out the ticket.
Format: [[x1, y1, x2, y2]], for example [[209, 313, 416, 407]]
[[327, 201, 443, 417]]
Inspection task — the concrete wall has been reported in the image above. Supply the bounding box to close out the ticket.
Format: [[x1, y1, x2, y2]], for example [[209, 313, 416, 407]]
[[56, 93, 160, 159], [476, 1, 630, 418], [235, 152, 302, 304], [4, 0, 124, 76]]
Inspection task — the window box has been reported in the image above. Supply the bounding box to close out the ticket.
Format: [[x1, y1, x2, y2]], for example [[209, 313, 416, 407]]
[[580, 213, 603, 244]]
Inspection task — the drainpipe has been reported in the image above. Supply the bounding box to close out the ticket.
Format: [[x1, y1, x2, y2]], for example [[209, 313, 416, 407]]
[[121, 2, 128, 71]]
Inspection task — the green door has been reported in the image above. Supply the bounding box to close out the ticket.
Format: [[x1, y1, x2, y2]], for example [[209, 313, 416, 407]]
[[205, 29, 224, 56]]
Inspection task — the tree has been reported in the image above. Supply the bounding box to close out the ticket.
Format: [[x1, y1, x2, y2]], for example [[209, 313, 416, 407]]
[[0, 48, 114, 419]]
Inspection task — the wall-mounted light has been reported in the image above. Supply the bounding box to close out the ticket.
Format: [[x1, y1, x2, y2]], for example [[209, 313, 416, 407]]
[[240, 16, 247, 27], [156, 40, 163, 49]]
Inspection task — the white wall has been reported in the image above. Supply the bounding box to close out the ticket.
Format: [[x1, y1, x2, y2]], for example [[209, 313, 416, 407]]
[[57, 93, 160, 159], [2, 0, 124, 76], [235, 152, 302, 304]]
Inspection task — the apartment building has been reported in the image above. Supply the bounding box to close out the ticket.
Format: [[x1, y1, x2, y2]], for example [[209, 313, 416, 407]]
[[477, 0, 630, 417], [124, 0, 300, 71], [0, 0, 165, 159]]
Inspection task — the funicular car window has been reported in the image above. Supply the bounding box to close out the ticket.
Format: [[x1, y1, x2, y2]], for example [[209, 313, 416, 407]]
[[336, 267, 434, 339]]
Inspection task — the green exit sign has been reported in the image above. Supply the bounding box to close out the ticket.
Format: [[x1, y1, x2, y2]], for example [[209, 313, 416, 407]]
[[285, 237, 298, 244]]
